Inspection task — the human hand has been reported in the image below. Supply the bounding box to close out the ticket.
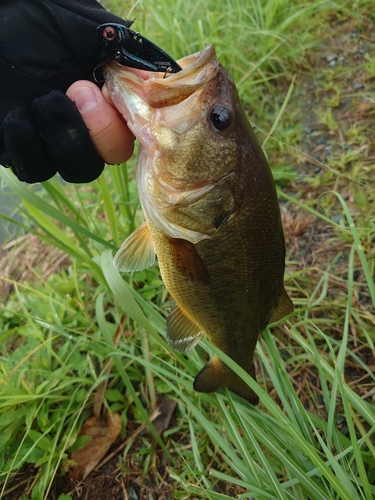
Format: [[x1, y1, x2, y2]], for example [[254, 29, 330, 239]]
[[0, 0, 132, 183]]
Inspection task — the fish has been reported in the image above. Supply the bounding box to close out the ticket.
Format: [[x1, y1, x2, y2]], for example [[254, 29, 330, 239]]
[[103, 45, 293, 404]]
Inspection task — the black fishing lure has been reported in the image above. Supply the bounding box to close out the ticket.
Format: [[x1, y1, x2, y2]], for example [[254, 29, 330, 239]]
[[97, 23, 182, 73]]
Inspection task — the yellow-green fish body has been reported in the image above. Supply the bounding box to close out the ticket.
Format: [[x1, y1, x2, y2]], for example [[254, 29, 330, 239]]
[[104, 45, 293, 403]]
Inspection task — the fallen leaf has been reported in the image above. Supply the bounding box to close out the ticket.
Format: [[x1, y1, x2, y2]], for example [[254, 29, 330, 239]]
[[93, 404, 164, 472], [146, 396, 177, 437], [69, 412, 122, 480]]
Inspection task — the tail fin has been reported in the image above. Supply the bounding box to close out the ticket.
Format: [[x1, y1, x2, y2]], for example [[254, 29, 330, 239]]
[[193, 355, 259, 405]]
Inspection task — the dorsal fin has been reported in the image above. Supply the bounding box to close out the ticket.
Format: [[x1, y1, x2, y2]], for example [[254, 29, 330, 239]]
[[167, 303, 203, 352], [114, 222, 156, 272], [269, 288, 294, 324], [167, 237, 211, 285]]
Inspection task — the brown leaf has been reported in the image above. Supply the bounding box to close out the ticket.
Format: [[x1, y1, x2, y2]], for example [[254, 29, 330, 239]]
[[146, 396, 177, 437], [69, 413, 122, 480]]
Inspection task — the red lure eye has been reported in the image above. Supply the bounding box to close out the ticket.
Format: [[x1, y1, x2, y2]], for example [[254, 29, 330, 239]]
[[103, 26, 117, 40]]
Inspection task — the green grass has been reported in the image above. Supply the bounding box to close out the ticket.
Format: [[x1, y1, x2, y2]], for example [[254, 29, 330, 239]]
[[1, 0, 375, 498]]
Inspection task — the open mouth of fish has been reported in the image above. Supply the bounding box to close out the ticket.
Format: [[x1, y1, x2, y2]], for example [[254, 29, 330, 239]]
[[103, 45, 219, 148]]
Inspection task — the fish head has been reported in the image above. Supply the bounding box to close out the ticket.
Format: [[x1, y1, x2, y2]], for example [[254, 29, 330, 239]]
[[104, 45, 269, 241], [104, 44, 248, 179]]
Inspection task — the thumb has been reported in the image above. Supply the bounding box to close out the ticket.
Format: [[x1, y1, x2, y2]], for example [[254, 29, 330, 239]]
[[66, 81, 134, 164]]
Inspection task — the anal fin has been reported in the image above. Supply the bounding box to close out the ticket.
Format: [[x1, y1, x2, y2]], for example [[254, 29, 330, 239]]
[[166, 303, 203, 352], [114, 222, 156, 272]]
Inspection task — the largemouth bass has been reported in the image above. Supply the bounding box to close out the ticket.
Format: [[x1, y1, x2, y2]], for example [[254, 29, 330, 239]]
[[104, 45, 293, 404]]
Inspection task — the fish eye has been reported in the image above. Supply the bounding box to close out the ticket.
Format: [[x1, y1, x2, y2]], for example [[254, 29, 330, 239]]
[[210, 104, 232, 131], [103, 26, 117, 41]]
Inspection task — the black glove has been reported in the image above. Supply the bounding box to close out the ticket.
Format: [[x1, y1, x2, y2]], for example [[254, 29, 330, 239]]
[[0, 0, 131, 183]]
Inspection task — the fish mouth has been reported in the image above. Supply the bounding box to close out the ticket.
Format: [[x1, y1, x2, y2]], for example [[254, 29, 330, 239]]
[[103, 45, 219, 117]]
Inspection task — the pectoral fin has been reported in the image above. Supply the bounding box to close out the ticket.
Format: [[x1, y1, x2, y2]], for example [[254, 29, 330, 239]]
[[114, 222, 156, 272], [269, 288, 294, 324], [193, 355, 259, 405], [166, 304, 203, 352], [167, 237, 211, 285]]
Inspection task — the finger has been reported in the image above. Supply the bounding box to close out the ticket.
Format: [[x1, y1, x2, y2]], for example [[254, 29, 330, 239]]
[[66, 81, 135, 164]]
